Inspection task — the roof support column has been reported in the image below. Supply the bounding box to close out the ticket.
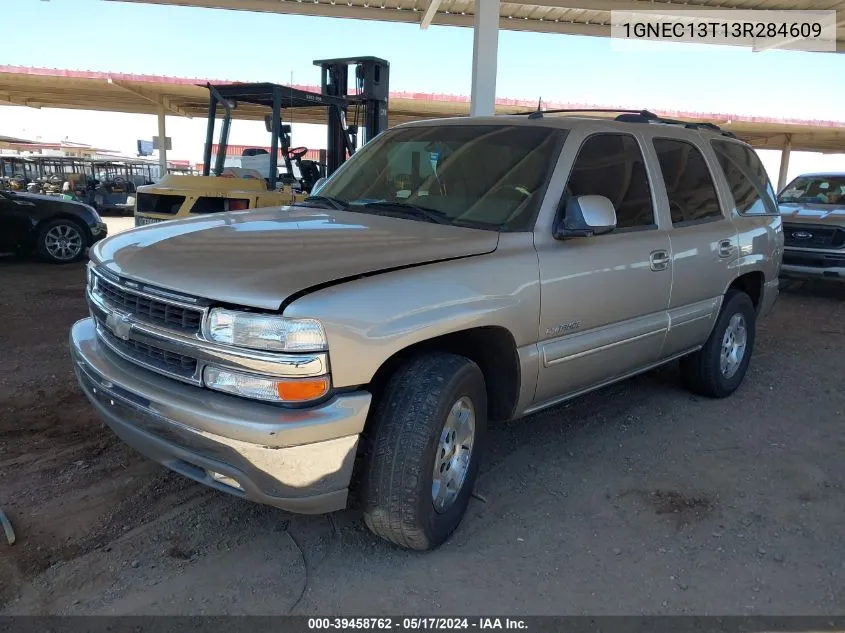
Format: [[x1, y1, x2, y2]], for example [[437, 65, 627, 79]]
[[157, 106, 168, 176], [777, 135, 792, 191], [470, 0, 499, 117]]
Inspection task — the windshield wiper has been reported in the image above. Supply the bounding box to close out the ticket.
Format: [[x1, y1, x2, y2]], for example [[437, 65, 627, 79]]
[[301, 195, 349, 211], [357, 201, 452, 225]]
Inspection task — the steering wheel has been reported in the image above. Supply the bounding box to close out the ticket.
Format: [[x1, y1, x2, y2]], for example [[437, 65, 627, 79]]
[[287, 147, 308, 160]]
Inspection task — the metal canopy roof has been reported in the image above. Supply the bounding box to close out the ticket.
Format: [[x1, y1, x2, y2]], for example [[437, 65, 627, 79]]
[[106, 0, 845, 51], [2, 65, 844, 152]]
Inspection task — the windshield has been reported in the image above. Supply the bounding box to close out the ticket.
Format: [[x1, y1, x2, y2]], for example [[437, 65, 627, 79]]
[[314, 124, 566, 231], [778, 175, 845, 205]]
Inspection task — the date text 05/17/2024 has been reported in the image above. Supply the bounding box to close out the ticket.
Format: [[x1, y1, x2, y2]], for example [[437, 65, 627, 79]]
[[307, 618, 528, 630]]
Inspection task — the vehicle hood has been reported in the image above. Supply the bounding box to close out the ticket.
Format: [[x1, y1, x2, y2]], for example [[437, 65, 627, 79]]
[[778, 202, 845, 226], [91, 207, 500, 310]]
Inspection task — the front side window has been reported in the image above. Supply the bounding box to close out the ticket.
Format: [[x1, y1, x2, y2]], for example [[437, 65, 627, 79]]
[[711, 140, 778, 215], [314, 124, 566, 231], [778, 174, 845, 206], [563, 133, 655, 230], [653, 138, 723, 225]]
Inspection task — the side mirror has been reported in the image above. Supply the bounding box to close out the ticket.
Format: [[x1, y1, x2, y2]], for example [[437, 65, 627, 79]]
[[554, 195, 617, 240], [311, 177, 328, 194]]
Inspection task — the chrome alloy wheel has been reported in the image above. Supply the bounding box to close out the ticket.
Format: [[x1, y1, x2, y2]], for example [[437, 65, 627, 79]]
[[720, 313, 748, 379], [432, 396, 476, 512], [45, 224, 83, 261]]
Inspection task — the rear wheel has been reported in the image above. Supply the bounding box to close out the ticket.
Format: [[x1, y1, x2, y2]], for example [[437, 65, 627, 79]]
[[362, 352, 487, 550], [680, 289, 756, 398], [35, 218, 87, 264]]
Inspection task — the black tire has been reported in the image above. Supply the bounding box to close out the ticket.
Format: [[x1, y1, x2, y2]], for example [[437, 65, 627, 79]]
[[362, 352, 487, 551], [679, 289, 757, 398], [35, 218, 88, 264]]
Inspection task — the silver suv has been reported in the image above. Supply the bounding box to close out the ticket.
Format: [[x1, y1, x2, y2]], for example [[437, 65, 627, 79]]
[[70, 112, 783, 551], [777, 172, 845, 282]]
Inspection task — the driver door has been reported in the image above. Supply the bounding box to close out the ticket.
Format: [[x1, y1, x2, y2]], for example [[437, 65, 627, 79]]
[[533, 131, 672, 407]]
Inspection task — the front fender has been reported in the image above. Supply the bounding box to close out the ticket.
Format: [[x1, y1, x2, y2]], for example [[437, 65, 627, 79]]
[[283, 233, 541, 393]]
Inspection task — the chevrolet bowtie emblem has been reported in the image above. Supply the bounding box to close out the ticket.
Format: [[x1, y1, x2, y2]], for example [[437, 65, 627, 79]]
[[105, 312, 133, 341]]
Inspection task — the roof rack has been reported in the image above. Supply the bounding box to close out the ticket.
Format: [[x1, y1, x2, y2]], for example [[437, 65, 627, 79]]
[[613, 110, 737, 138], [512, 104, 736, 139], [510, 105, 658, 120]]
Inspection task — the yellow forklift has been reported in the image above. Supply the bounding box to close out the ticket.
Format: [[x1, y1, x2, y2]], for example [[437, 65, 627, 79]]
[[133, 57, 389, 227]]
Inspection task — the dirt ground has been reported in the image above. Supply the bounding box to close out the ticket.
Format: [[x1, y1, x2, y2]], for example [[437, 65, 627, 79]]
[[1, 222, 844, 615]]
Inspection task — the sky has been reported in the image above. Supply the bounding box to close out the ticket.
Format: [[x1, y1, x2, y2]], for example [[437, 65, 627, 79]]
[[2, 0, 845, 184]]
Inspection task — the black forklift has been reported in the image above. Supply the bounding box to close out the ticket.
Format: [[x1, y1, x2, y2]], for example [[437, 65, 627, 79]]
[[202, 56, 389, 195], [134, 56, 389, 224]]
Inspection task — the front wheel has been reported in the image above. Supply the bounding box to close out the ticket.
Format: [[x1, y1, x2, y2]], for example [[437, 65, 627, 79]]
[[680, 289, 757, 398], [362, 352, 487, 551]]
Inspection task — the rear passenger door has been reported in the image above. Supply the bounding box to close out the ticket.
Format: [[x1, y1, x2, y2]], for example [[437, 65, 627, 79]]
[[709, 139, 783, 317], [647, 132, 738, 358], [533, 131, 672, 407]]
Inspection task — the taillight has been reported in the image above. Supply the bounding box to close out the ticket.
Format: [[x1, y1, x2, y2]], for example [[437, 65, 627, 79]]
[[225, 199, 250, 211]]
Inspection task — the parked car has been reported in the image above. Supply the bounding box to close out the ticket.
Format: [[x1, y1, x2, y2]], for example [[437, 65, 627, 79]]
[[69, 112, 782, 551], [777, 172, 845, 282], [0, 189, 108, 264]]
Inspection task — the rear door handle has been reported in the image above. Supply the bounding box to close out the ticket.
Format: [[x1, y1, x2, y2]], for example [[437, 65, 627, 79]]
[[649, 249, 670, 271], [718, 239, 735, 258]]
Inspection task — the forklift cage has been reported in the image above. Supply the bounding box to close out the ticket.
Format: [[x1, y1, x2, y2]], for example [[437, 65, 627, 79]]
[[201, 57, 389, 190]]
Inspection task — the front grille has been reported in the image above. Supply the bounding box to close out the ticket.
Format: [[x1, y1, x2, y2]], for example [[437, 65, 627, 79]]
[[782, 223, 845, 249], [97, 318, 198, 379], [95, 275, 203, 334]]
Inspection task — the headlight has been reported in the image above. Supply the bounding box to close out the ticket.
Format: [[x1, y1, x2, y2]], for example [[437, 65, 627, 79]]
[[203, 366, 330, 403], [206, 308, 327, 352]]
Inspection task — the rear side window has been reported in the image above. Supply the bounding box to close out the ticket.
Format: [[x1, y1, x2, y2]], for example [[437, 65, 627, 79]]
[[565, 133, 655, 230], [653, 138, 723, 225], [711, 140, 778, 215]]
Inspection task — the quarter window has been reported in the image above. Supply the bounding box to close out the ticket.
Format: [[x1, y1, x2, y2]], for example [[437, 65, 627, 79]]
[[711, 140, 778, 215], [564, 133, 655, 230], [653, 139, 723, 225]]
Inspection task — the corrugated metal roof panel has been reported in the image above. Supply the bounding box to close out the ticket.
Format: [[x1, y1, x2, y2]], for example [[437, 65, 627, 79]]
[[2, 65, 844, 151], [106, 0, 845, 48]]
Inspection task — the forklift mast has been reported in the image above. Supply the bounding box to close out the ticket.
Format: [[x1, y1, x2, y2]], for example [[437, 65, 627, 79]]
[[314, 57, 390, 175]]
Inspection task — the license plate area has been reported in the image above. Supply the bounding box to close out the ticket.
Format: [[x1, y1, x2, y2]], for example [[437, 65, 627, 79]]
[[135, 216, 167, 227]]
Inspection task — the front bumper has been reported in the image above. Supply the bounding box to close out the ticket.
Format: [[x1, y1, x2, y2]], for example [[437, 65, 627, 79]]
[[780, 248, 845, 281], [70, 317, 372, 514], [90, 222, 108, 243]]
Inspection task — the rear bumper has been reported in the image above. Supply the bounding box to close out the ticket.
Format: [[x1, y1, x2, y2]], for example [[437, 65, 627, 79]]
[[70, 317, 372, 514]]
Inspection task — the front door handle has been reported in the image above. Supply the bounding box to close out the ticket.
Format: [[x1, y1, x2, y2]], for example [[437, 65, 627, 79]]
[[718, 239, 735, 258], [649, 249, 670, 271]]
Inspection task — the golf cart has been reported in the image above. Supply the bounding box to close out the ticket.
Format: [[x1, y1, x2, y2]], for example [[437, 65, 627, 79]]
[[0, 156, 38, 192], [90, 159, 161, 215]]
